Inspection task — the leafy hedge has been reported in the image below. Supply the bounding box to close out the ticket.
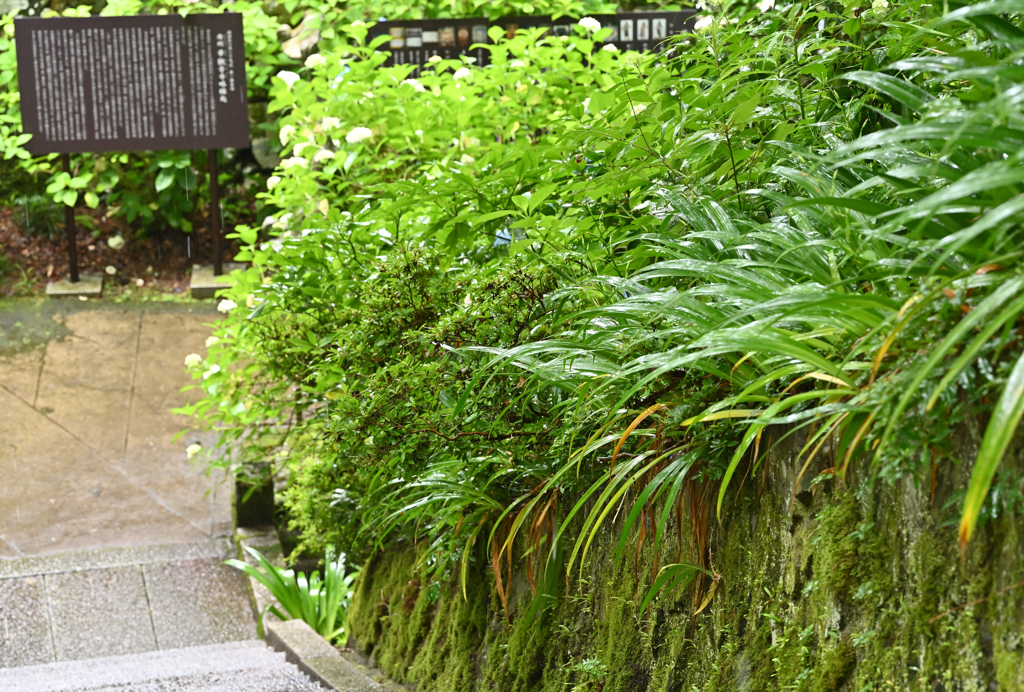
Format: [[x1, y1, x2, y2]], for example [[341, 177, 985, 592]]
[[182, 0, 1024, 616], [0, 0, 627, 221]]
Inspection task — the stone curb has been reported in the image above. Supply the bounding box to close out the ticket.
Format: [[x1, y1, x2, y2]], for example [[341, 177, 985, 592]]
[[266, 619, 384, 692], [232, 529, 388, 691]]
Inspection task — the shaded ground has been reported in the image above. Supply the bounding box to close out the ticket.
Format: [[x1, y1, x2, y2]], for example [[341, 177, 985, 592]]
[[0, 206, 241, 298]]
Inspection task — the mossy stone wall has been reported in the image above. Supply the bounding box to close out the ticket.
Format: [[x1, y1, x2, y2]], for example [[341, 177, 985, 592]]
[[346, 432, 1024, 691]]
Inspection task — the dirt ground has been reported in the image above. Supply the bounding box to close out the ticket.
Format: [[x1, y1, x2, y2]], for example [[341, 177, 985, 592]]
[[0, 205, 239, 299]]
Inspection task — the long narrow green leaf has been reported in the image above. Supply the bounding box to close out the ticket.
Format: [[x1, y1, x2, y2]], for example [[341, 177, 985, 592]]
[[959, 351, 1024, 549]]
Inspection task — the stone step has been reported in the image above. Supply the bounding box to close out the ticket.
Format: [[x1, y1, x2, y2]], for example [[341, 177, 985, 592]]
[[0, 640, 324, 692]]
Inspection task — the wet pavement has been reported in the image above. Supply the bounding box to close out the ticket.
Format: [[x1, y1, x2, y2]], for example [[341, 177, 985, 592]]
[[0, 300, 251, 669], [0, 300, 231, 557]]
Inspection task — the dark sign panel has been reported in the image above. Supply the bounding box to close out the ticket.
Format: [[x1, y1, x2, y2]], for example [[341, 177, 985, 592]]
[[370, 12, 696, 72], [14, 13, 249, 156]]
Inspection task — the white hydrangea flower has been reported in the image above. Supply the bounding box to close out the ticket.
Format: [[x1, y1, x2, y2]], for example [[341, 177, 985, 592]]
[[346, 126, 373, 143], [304, 53, 326, 69], [186, 443, 202, 459], [401, 78, 427, 92], [758, 0, 775, 10], [453, 67, 472, 81], [107, 235, 125, 250], [279, 124, 295, 146], [205, 336, 220, 348], [202, 364, 221, 380], [276, 70, 301, 88], [510, 59, 527, 69], [321, 116, 341, 130], [460, 154, 475, 165], [313, 148, 335, 162], [872, 0, 889, 9], [217, 299, 236, 313], [184, 353, 203, 368], [280, 156, 308, 169], [428, 54, 443, 64], [578, 16, 601, 33], [602, 43, 618, 52], [694, 15, 714, 31], [267, 176, 282, 190], [293, 140, 314, 156]]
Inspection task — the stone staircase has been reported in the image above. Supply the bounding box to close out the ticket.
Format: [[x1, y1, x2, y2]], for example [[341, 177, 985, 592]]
[[0, 542, 323, 691], [0, 641, 323, 692]]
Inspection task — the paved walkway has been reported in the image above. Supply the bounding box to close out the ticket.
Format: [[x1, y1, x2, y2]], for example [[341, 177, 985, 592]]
[[0, 303, 231, 558], [0, 302, 269, 674]]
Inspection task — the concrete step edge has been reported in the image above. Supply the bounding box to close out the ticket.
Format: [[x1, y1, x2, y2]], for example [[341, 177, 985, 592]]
[[0, 539, 234, 579]]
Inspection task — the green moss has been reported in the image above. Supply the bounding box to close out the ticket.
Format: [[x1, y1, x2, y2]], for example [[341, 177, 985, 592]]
[[346, 452, 1024, 692]]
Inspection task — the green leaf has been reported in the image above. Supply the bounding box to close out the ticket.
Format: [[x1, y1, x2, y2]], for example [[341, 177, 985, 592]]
[[640, 563, 706, 613], [959, 351, 1024, 549], [730, 95, 760, 126], [844, 71, 935, 113], [155, 168, 175, 192]]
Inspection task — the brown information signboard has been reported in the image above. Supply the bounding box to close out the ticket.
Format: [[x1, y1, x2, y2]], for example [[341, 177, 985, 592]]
[[15, 13, 249, 156]]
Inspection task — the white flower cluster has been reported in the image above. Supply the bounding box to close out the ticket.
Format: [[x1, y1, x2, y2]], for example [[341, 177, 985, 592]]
[[694, 15, 714, 31], [304, 53, 326, 69], [578, 16, 601, 33], [602, 43, 618, 52], [321, 116, 341, 130], [279, 124, 295, 146], [428, 55, 443, 64], [280, 156, 308, 169], [346, 126, 373, 143], [184, 353, 203, 367], [217, 299, 236, 313], [453, 67, 472, 81], [313, 149, 334, 163], [267, 175, 282, 190], [401, 78, 427, 92], [509, 59, 527, 69], [276, 70, 301, 88]]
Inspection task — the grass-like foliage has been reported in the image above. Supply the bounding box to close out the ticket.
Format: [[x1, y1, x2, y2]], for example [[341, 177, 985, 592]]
[[225, 546, 357, 642], [185, 0, 1024, 617]]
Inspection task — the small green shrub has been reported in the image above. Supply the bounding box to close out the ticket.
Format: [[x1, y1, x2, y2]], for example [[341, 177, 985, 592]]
[[225, 545, 358, 642]]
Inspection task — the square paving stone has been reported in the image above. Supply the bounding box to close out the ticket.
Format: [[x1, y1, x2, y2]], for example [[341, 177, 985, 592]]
[[0, 576, 54, 667], [144, 558, 256, 649], [46, 566, 156, 661]]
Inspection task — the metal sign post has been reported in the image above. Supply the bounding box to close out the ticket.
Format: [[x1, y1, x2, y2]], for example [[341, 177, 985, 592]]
[[14, 13, 249, 296], [208, 148, 222, 277]]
